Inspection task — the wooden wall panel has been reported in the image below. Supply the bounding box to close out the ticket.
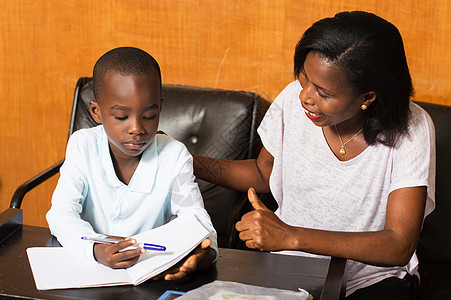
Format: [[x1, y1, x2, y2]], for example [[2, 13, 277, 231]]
[[1, 0, 450, 226]]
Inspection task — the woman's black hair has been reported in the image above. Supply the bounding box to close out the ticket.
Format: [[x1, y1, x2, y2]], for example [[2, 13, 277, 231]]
[[294, 11, 413, 146]]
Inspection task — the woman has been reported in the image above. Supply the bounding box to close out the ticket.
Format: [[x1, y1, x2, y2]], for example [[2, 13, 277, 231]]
[[193, 11, 435, 299]]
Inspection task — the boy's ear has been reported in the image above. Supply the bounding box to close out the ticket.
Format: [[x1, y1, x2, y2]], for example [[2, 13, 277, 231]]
[[159, 97, 164, 112], [89, 100, 102, 124]]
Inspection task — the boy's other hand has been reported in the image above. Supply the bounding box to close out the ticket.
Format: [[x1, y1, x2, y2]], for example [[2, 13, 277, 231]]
[[93, 237, 144, 269], [152, 238, 215, 281]]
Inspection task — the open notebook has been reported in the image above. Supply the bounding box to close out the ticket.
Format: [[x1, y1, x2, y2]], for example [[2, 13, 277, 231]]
[[27, 214, 212, 290]]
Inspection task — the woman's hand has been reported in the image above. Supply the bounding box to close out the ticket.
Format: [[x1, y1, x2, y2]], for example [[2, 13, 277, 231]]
[[236, 188, 297, 251], [153, 238, 215, 281], [93, 237, 144, 269]]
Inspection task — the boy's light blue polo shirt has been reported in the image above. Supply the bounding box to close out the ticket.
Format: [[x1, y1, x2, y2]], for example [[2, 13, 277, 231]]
[[47, 125, 217, 262]]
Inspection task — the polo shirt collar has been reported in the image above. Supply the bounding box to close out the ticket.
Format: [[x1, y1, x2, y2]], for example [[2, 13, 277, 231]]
[[99, 127, 158, 193]]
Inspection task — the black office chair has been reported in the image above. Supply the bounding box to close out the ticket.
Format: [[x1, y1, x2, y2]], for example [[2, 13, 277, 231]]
[[11, 77, 268, 248], [414, 101, 451, 300]]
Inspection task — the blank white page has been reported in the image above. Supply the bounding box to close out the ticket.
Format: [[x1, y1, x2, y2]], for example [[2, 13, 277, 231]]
[[26, 247, 131, 290], [127, 213, 212, 284]]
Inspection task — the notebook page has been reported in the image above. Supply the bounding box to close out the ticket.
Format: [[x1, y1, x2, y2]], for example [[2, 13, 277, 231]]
[[126, 213, 212, 284], [26, 247, 131, 290]]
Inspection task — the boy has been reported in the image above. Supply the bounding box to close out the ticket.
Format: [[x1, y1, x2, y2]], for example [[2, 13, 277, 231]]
[[46, 47, 217, 280]]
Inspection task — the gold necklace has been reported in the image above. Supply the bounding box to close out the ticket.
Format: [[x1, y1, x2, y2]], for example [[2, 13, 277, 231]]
[[334, 125, 363, 155]]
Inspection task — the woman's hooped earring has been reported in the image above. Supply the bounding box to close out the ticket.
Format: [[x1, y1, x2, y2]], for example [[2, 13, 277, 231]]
[[361, 104, 367, 111]]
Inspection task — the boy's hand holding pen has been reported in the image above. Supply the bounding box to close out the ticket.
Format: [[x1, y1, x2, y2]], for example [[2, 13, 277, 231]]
[[82, 236, 165, 269], [82, 236, 166, 251]]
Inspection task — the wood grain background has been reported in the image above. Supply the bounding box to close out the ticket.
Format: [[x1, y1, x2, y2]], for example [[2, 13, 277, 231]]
[[1, 0, 450, 226]]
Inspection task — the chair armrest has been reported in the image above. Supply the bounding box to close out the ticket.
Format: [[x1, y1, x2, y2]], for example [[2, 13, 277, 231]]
[[10, 160, 64, 209], [0, 208, 23, 243]]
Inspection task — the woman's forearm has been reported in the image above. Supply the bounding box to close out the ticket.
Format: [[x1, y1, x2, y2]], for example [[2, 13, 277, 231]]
[[238, 209, 417, 266], [192, 154, 270, 193], [289, 227, 417, 267], [238, 187, 426, 267]]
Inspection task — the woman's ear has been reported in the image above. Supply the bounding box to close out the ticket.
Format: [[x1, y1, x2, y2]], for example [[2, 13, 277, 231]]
[[89, 100, 102, 124], [361, 91, 377, 109]]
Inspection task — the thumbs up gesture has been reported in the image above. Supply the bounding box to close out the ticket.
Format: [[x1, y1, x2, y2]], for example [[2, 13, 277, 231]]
[[247, 187, 270, 211], [235, 188, 295, 251]]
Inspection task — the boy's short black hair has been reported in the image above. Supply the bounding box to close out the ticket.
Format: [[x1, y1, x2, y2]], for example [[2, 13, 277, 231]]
[[92, 47, 161, 101], [294, 11, 413, 147]]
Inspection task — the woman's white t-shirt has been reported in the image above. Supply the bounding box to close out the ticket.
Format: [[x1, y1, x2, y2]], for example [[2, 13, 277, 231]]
[[257, 80, 435, 296]]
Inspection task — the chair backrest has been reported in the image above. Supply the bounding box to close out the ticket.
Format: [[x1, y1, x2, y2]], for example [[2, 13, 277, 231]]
[[415, 101, 451, 264], [72, 77, 267, 247]]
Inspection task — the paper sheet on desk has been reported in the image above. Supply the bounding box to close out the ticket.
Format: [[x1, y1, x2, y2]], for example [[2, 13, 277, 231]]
[[179, 281, 312, 300], [26, 214, 212, 290]]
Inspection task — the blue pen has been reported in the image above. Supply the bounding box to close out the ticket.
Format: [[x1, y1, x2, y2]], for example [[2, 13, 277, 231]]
[[81, 236, 166, 251], [143, 243, 166, 251]]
